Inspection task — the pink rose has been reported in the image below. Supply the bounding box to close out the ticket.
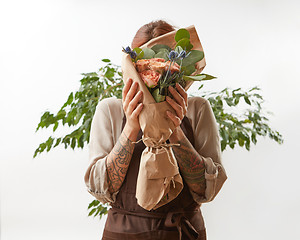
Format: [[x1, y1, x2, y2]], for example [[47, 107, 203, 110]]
[[136, 58, 166, 73], [139, 70, 161, 88]]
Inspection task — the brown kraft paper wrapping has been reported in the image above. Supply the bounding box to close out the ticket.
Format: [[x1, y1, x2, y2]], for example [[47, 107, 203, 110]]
[[121, 25, 206, 210]]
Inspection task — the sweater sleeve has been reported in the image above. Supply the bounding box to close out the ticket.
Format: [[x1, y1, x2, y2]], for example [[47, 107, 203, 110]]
[[84, 97, 123, 204], [186, 97, 228, 204]]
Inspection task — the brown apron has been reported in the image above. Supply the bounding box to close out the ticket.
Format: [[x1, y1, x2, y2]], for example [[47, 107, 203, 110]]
[[102, 116, 207, 240]]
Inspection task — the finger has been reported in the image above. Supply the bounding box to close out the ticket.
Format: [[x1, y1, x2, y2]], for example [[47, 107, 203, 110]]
[[122, 78, 132, 102], [166, 110, 181, 127], [175, 83, 188, 105], [166, 96, 184, 120], [132, 103, 143, 118], [124, 81, 138, 106], [168, 85, 185, 109], [127, 91, 143, 114]]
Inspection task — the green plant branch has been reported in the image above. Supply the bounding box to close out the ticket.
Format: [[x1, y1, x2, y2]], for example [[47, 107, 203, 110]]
[[34, 59, 284, 218]]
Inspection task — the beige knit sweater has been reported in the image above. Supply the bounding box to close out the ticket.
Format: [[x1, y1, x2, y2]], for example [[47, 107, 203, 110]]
[[84, 96, 227, 205]]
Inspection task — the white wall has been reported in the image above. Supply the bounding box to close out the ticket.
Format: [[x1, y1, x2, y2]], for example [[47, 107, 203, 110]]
[[0, 0, 299, 239]]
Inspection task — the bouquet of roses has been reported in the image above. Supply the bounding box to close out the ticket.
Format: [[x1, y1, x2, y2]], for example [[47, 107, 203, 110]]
[[123, 28, 215, 103], [121, 26, 215, 211]]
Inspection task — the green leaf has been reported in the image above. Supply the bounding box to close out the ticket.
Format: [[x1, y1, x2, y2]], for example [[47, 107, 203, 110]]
[[151, 44, 171, 53], [152, 88, 166, 102], [251, 133, 257, 144], [133, 47, 144, 59], [88, 208, 97, 216], [102, 59, 110, 62], [181, 50, 204, 67], [221, 140, 227, 151], [88, 200, 99, 209], [181, 65, 195, 75], [175, 28, 190, 42], [245, 140, 250, 150], [198, 84, 204, 90], [57, 109, 66, 119], [183, 74, 215, 82], [174, 46, 183, 54], [53, 122, 59, 132], [154, 49, 169, 60], [175, 38, 193, 52], [46, 137, 54, 152], [238, 138, 245, 146], [142, 48, 155, 59], [244, 96, 251, 105], [54, 138, 61, 147]]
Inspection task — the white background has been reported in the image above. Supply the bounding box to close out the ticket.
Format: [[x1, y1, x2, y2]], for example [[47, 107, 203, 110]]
[[0, 0, 299, 239]]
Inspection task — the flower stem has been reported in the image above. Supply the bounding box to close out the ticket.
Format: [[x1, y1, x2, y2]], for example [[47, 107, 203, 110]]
[[163, 60, 173, 85]]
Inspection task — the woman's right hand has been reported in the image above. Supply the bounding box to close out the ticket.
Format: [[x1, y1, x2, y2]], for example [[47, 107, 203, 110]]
[[122, 78, 143, 141]]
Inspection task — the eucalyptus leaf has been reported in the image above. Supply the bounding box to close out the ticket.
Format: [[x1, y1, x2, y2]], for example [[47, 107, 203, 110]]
[[175, 28, 190, 42], [175, 38, 193, 52], [181, 50, 204, 67], [181, 65, 195, 75], [142, 48, 155, 59], [154, 49, 169, 60], [151, 44, 171, 53]]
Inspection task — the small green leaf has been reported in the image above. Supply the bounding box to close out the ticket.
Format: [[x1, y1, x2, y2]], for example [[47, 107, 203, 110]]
[[88, 200, 99, 209], [245, 141, 250, 150], [175, 28, 190, 42], [183, 74, 215, 82], [198, 84, 204, 90], [221, 140, 227, 151], [102, 59, 110, 62], [46, 137, 54, 152], [133, 47, 144, 59], [53, 122, 59, 132], [54, 138, 61, 147], [88, 208, 97, 216], [142, 48, 155, 59], [71, 138, 76, 149], [244, 96, 251, 105], [175, 38, 193, 52]]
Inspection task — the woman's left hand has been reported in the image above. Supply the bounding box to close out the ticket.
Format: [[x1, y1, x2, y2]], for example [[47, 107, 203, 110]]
[[166, 83, 188, 128]]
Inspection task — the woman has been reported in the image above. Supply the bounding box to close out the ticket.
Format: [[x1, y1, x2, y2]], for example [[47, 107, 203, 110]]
[[84, 20, 227, 240]]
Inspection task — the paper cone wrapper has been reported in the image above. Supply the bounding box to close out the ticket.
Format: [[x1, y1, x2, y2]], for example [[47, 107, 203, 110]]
[[121, 25, 206, 211]]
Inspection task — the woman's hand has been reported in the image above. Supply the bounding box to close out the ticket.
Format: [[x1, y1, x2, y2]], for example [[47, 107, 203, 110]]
[[166, 83, 188, 127], [122, 78, 143, 141]]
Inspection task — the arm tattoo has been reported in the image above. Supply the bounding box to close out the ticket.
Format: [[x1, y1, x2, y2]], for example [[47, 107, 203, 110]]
[[106, 132, 135, 193], [172, 136, 206, 196]]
